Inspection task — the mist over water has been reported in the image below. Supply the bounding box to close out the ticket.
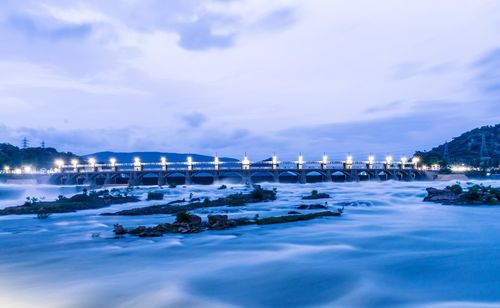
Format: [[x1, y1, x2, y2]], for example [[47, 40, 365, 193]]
[[1, 180, 500, 308]]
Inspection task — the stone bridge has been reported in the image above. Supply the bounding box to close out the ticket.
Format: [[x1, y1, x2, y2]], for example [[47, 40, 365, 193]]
[[47, 168, 428, 186]]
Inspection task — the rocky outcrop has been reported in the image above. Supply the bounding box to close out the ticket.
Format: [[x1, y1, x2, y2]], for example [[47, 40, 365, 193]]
[[423, 187, 459, 203], [0, 190, 140, 216], [424, 184, 500, 205], [302, 190, 331, 200], [297, 204, 328, 210], [113, 209, 343, 238], [102, 186, 277, 216]]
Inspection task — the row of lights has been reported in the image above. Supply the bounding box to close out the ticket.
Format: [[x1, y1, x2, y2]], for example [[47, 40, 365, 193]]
[[2, 155, 421, 174], [53, 155, 419, 168]]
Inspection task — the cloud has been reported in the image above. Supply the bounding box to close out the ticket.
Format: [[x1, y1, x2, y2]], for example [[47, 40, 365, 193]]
[[182, 112, 208, 127], [6, 14, 92, 40], [473, 47, 500, 94]]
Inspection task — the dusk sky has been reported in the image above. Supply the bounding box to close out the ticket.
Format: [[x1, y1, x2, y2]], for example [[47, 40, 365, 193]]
[[1, 0, 499, 160]]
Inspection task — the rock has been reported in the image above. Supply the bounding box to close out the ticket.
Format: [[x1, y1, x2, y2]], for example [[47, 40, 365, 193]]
[[297, 204, 328, 210], [288, 211, 301, 215], [208, 214, 229, 229], [423, 187, 459, 203], [113, 224, 126, 235], [302, 190, 331, 200], [187, 214, 202, 226], [147, 192, 164, 201], [217, 185, 227, 190]]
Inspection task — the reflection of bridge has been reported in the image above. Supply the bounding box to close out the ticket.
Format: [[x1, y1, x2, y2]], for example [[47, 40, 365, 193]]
[[31, 157, 430, 186]]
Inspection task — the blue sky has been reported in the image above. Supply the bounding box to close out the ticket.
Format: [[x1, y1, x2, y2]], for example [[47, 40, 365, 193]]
[[0, 0, 499, 160]]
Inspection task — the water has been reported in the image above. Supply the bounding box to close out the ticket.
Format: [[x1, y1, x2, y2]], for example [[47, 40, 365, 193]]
[[1, 180, 500, 308]]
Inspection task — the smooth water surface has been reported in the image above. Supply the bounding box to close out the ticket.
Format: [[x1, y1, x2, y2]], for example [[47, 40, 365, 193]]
[[1, 180, 499, 308]]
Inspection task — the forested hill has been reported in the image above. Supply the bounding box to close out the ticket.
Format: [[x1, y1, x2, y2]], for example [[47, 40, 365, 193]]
[[0, 144, 80, 169], [413, 124, 499, 167]]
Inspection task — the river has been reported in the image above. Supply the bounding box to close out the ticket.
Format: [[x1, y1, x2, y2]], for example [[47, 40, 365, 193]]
[[1, 180, 499, 307]]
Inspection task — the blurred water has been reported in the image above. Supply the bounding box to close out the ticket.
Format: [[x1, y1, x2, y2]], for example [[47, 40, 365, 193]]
[[0, 180, 499, 308]]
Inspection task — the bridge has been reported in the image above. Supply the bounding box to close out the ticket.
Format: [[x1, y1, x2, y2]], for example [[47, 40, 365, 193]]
[[0, 154, 431, 186]]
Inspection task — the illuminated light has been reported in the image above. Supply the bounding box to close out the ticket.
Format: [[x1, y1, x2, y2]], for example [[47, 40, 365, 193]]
[[242, 153, 250, 170], [71, 159, 79, 166], [322, 153, 328, 165], [214, 155, 219, 165], [298, 154, 304, 165], [412, 157, 420, 164], [3, 166, 10, 173], [55, 159, 64, 168], [242, 155, 249, 165], [88, 158, 96, 167], [110, 158, 117, 166], [386, 156, 393, 164], [401, 156, 408, 164], [23, 165, 32, 173], [272, 154, 278, 165], [134, 157, 141, 164], [346, 155, 353, 164], [160, 157, 167, 165], [450, 165, 472, 173], [368, 155, 375, 164], [187, 156, 193, 164], [14, 168, 22, 175]]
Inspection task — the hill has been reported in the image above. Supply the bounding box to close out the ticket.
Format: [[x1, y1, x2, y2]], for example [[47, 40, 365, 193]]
[[0, 144, 80, 169], [413, 124, 499, 167], [83, 151, 238, 164]]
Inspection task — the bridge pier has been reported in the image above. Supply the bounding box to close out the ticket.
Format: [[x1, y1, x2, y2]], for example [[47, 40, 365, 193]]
[[325, 170, 332, 182], [158, 172, 166, 186], [273, 170, 279, 183], [299, 170, 306, 184], [185, 171, 192, 185], [242, 170, 251, 185]]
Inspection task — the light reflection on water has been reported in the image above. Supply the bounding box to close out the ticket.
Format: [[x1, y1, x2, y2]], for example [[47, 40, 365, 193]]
[[0, 180, 500, 308]]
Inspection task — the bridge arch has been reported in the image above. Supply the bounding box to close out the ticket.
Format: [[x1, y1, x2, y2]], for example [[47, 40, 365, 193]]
[[219, 171, 243, 184], [94, 174, 107, 186], [192, 172, 215, 185], [358, 171, 370, 181], [140, 172, 160, 186], [166, 172, 186, 185], [250, 171, 275, 183], [279, 171, 300, 183], [332, 171, 347, 182], [305, 171, 325, 183]]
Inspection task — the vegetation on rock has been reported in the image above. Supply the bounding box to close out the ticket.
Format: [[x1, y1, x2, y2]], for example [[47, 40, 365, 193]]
[[103, 186, 277, 216], [0, 190, 140, 215], [424, 184, 500, 205]]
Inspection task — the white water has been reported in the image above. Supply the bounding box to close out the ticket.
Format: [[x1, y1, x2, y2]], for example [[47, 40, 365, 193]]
[[1, 180, 500, 308]]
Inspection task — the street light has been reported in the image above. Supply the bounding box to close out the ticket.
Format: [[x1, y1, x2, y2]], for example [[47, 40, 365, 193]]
[[385, 155, 393, 164], [55, 159, 64, 172], [88, 158, 96, 167], [110, 158, 117, 166], [214, 154, 219, 170], [23, 165, 32, 174], [368, 155, 375, 165], [242, 154, 250, 170], [3, 166, 10, 174]]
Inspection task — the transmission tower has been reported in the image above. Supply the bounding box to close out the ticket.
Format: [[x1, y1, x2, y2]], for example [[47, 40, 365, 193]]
[[21, 137, 29, 149], [442, 142, 450, 164], [479, 134, 491, 167], [41, 140, 46, 149]]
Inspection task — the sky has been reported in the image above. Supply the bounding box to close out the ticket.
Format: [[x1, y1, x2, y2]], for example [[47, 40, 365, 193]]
[[0, 0, 499, 160]]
